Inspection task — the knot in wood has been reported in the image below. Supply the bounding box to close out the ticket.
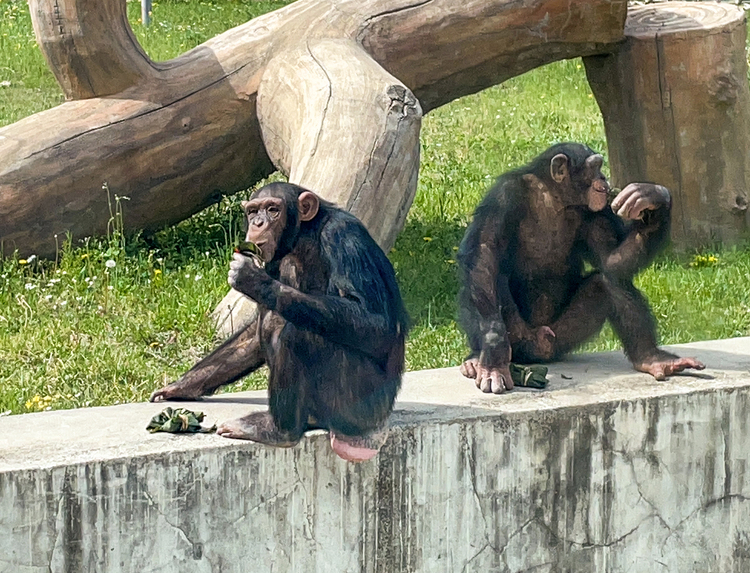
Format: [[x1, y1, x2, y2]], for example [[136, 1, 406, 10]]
[[732, 194, 748, 214], [708, 73, 739, 106]]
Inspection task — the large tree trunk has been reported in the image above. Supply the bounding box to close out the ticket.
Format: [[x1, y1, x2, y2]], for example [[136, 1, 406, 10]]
[[585, 2, 750, 249], [0, 0, 627, 260]]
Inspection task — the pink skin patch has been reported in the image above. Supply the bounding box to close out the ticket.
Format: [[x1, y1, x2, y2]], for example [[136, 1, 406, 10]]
[[330, 428, 389, 462]]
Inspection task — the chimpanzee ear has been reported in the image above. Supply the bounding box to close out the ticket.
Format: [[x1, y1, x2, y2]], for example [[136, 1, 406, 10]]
[[550, 154, 569, 183], [298, 191, 320, 222], [586, 154, 604, 172]]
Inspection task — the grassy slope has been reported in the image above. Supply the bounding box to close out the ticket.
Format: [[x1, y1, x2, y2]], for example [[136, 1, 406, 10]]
[[0, 0, 748, 414]]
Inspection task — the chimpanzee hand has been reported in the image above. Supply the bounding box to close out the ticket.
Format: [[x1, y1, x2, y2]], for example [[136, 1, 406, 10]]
[[228, 252, 275, 305], [611, 183, 671, 221]]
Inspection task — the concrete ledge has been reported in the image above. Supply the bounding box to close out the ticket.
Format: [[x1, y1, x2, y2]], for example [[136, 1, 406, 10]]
[[1, 337, 749, 572]]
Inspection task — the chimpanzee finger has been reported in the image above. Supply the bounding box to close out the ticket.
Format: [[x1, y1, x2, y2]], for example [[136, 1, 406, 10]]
[[503, 368, 515, 391], [460, 359, 478, 379], [611, 184, 640, 211], [628, 197, 654, 220], [616, 191, 644, 219], [652, 366, 666, 381], [479, 373, 492, 393], [490, 372, 505, 394]]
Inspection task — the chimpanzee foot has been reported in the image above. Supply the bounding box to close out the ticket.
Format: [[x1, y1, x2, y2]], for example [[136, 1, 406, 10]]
[[460, 358, 514, 393], [634, 353, 706, 381], [330, 427, 389, 462], [150, 380, 207, 402], [475, 363, 514, 394], [216, 411, 301, 447]]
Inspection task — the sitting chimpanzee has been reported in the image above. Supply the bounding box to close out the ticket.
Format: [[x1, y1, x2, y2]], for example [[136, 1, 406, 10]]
[[150, 182, 409, 461], [458, 143, 704, 394]]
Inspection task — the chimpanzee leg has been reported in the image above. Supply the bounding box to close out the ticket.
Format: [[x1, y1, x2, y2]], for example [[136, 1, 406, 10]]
[[150, 320, 264, 402], [216, 321, 398, 459], [512, 274, 611, 362], [312, 346, 400, 462], [216, 321, 311, 446], [604, 278, 659, 361], [603, 278, 704, 379]]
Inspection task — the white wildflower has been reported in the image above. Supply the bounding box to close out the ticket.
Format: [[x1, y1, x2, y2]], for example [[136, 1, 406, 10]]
[[105, 260, 116, 269]]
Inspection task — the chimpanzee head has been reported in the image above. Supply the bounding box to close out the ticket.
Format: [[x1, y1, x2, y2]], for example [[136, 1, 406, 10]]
[[542, 143, 611, 211], [242, 182, 320, 263]]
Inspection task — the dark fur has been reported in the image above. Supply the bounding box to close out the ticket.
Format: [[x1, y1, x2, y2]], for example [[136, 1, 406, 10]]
[[458, 143, 671, 369], [155, 182, 409, 439]]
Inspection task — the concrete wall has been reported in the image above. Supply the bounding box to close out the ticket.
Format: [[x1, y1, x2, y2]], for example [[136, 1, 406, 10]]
[[1, 337, 749, 572]]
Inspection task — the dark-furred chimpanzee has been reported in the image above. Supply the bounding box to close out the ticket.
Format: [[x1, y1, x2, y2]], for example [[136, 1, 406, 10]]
[[150, 182, 409, 461], [458, 143, 704, 394]]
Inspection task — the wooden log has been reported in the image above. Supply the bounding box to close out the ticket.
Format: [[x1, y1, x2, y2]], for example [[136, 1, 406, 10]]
[[1, 0, 628, 260], [28, 0, 156, 98], [585, 2, 750, 249]]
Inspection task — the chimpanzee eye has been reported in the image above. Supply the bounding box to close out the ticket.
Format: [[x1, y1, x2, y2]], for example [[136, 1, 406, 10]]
[[247, 209, 258, 217], [268, 206, 280, 216]]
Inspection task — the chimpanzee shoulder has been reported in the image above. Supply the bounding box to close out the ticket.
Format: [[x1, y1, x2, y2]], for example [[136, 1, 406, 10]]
[[308, 204, 408, 328], [457, 174, 526, 271]]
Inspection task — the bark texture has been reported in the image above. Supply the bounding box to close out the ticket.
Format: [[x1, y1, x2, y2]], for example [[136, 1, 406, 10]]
[[1, 0, 627, 261], [585, 2, 750, 248]]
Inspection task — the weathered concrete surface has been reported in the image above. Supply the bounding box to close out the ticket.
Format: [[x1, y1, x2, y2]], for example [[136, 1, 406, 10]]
[[0, 337, 748, 573]]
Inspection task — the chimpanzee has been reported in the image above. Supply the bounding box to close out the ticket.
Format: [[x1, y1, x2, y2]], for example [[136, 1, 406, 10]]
[[150, 182, 409, 461], [457, 143, 704, 394]]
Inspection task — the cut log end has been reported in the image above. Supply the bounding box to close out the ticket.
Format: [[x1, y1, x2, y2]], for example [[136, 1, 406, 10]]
[[625, 2, 745, 38]]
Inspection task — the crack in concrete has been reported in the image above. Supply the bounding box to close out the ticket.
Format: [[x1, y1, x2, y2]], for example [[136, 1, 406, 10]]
[[616, 448, 673, 536], [662, 493, 750, 548], [291, 453, 323, 551], [460, 541, 490, 573], [462, 430, 493, 547], [143, 489, 202, 560], [535, 512, 646, 550]]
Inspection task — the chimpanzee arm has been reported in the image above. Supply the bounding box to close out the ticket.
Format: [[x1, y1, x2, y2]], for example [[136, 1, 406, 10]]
[[586, 184, 671, 280], [150, 320, 264, 401], [253, 280, 398, 357], [229, 226, 404, 360], [457, 196, 516, 368]]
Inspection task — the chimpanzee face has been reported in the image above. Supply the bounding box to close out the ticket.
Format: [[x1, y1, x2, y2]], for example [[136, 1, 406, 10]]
[[243, 196, 287, 263], [550, 152, 610, 211], [242, 187, 320, 263]]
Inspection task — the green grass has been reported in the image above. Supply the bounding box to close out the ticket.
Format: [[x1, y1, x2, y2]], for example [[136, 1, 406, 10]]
[[1, 0, 749, 414]]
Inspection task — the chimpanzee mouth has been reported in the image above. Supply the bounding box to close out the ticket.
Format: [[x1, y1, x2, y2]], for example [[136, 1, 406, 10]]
[[592, 180, 609, 194], [235, 241, 265, 264]]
